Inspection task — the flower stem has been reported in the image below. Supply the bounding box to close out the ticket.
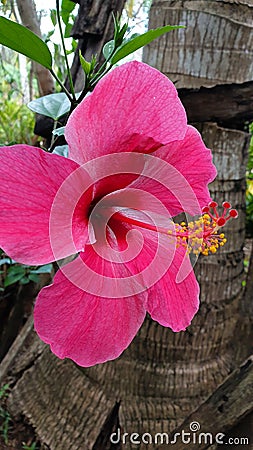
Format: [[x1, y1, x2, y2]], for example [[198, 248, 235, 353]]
[[90, 64, 113, 88], [55, 0, 76, 102], [77, 61, 112, 103], [50, 69, 74, 103], [49, 120, 58, 151]]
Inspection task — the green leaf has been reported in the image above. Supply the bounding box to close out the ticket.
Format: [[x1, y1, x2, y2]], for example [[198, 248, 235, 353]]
[[71, 39, 78, 52], [0, 258, 12, 266], [103, 40, 115, 60], [52, 126, 65, 137], [20, 276, 30, 285], [61, 0, 76, 25], [111, 25, 184, 65], [28, 93, 71, 120], [52, 145, 69, 158], [45, 30, 55, 43], [4, 270, 26, 287], [79, 51, 91, 75], [64, 22, 73, 38], [30, 264, 53, 274], [7, 265, 26, 276], [112, 12, 121, 40], [0, 384, 10, 400], [0, 16, 52, 69], [90, 55, 97, 72], [28, 273, 39, 283], [50, 9, 57, 27], [115, 22, 128, 47]]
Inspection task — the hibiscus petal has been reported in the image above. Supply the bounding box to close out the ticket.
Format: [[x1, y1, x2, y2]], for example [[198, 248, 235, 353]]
[[0, 145, 92, 265], [147, 246, 200, 332], [107, 210, 199, 332], [34, 251, 147, 367], [129, 125, 217, 216], [81, 152, 147, 203], [65, 61, 187, 164], [106, 207, 179, 296]]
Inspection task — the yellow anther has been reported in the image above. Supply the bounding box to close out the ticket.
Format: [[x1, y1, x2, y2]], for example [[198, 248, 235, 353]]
[[168, 208, 231, 257]]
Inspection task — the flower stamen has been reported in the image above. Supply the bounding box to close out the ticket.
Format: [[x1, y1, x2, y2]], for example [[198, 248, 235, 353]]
[[113, 201, 237, 257], [171, 201, 238, 256]]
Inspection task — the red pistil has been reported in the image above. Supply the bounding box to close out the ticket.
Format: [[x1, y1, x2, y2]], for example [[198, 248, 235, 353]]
[[113, 211, 169, 234], [202, 200, 238, 229]]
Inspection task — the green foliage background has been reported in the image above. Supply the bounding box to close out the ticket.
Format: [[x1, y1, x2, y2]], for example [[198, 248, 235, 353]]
[[0, 54, 35, 145]]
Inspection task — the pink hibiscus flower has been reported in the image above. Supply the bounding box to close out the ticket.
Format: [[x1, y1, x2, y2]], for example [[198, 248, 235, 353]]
[[0, 61, 220, 367]]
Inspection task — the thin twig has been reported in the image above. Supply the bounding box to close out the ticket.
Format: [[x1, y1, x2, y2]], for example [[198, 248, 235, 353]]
[[49, 69, 74, 103], [55, 0, 76, 102]]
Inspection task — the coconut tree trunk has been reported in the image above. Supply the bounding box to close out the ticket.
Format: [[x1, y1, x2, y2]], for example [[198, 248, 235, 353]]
[[0, 1, 252, 449], [145, 0, 253, 442], [143, 0, 252, 359]]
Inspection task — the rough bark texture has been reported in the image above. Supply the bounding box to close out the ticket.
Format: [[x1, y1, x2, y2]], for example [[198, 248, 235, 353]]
[[71, 0, 122, 36], [1, 326, 252, 449], [0, 1, 252, 449], [16, 0, 54, 96], [143, 0, 253, 88], [168, 357, 253, 450], [142, 0, 253, 445]]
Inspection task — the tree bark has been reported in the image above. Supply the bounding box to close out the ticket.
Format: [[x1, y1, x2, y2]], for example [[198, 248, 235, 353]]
[[0, 1, 252, 449], [168, 356, 253, 450], [16, 0, 55, 96], [177, 82, 253, 129], [144, 0, 253, 444], [143, 0, 253, 88]]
